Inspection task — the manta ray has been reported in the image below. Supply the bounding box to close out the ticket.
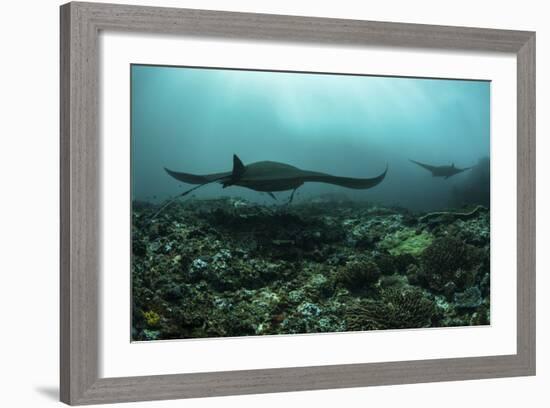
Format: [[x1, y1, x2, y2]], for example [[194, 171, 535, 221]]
[[148, 155, 387, 219], [145, 154, 387, 220], [165, 154, 387, 205], [409, 159, 472, 179]]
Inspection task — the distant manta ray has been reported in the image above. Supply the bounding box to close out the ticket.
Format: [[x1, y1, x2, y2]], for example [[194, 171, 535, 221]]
[[409, 159, 472, 179], [150, 154, 388, 219]]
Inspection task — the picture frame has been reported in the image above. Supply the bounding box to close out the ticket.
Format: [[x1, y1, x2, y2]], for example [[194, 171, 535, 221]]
[[60, 1, 536, 405]]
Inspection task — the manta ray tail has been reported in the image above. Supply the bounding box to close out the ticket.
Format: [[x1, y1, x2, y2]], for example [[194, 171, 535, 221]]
[[149, 170, 231, 221]]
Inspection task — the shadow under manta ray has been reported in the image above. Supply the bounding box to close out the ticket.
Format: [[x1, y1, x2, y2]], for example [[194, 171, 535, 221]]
[[150, 154, 388, 220], [409, 159, 473, 179]]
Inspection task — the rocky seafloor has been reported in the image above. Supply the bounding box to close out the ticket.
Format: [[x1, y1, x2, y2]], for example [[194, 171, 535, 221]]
[[131, 196, 490, 341]]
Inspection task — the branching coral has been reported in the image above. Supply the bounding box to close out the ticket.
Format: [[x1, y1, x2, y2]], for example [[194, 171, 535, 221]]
[[419, 235, 483, 293], [335, 258, 381, 291], [346, 288, 435, 331], [372, 253, 396, 276]]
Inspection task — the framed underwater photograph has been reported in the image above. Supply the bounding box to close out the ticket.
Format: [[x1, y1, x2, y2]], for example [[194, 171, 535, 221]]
[[130, 64, 491, 341], [60, 2, 535, 405]]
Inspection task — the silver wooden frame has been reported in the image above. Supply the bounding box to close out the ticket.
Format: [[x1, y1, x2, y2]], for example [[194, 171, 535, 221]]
[[60, 2, 536, 405]]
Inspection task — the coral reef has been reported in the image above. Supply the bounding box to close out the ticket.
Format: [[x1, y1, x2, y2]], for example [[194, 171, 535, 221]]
[[418, 205, 488, 225], [131, 197, 490, 340], [378, 228, 434, 257], [454, 286, 483, 309], [419, 235, 484, 294], [346, 288, 436, 331], [335, 258, 380, 292]]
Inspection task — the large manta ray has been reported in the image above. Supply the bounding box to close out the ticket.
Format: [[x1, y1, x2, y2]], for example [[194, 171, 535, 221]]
[[165, 154, 387, 205], [409, 159, 472, 179]]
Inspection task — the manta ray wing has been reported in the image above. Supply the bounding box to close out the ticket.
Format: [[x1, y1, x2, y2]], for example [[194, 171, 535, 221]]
[[164, 167, 231, 185], [409, 159, 439, 173], [299, 165, 388, 189]]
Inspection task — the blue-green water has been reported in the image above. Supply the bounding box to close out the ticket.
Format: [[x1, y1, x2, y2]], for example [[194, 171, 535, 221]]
[[131, 65, 490, 211]]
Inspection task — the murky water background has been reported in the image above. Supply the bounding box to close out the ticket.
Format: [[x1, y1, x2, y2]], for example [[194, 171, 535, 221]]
[[131, 65, 490, 212]]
